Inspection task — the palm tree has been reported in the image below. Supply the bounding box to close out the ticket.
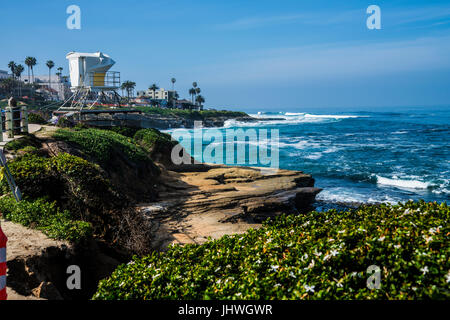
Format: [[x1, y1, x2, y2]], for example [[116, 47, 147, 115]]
[[149, 83, 159, 92], [191, 82, 199, 103], [46, 60, 55, 88], [149, 83, 159, 100], [171, 78, 176, 91], [14, 64, 24, 80], [189, 88, 196, 103], [25, 56, 37, 83], [8, 61, 16, 80], [195, 87, 201, 104], [14, 64, 24, 96], [195, 95, 205, 108], [122, 81, 136, 103], [120, 82, 126, 97]]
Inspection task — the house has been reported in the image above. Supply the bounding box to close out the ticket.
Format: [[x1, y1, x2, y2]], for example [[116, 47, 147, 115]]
[[136, 88, 177, 105], [0, 70, 10, 80], [174, 99, 201, 110], [21, 74, 71, 100]]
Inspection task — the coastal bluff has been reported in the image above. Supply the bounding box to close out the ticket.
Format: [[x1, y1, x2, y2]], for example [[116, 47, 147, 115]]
[[1, 124, 321, 299], [140, 164, 321, 250], [65, 110, 257, 130]]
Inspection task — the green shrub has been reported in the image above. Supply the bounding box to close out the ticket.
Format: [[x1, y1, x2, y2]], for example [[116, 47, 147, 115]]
[[135, 107, 248, 120], [4, 134, 41, 151], [57, 117, 74, 128], [94, 201, 449, 300], [1, 153, 122, 221], [0, 196, 92, 242], [53, 128, 149, 164], [27, 112, 47, 124], [134, 128, 176, 151], [106, 126, 140, 138]]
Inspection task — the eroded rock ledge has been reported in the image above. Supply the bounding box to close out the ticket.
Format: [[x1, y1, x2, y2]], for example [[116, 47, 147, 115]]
[[139, 164, 321, 250]]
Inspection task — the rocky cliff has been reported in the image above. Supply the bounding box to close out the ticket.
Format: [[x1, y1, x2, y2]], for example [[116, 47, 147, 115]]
[[141, 164, 321, 250]]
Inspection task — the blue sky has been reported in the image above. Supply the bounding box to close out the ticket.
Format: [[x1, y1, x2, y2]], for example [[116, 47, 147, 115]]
[[1, 0, 449, 112]]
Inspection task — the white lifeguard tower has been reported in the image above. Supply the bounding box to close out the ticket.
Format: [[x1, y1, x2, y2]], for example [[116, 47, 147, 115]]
[[58, 51, 121, 111]]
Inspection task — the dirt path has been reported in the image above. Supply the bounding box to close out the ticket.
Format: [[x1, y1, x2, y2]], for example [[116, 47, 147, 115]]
[[0, 219, 69, 300], [0, 124, 42, 149]]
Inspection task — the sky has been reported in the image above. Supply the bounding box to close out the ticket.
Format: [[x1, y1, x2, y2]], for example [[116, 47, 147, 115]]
[[1, 0, 449, 112]]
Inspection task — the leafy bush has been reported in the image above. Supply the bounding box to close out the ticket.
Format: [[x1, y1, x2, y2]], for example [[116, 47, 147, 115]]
[[135, 107, 248, 120], [57, 117, 74, 128], [106, 126, 140, 138], [1, 153, 122, 221], [27, 112, 47, 124], [133, 128, 179, 165], [94, 201, 449, 300], [0, 196, 92, 242], [53, 128, 149, 164], [4, 134, 41, 151], [134, 128, 176, 151]]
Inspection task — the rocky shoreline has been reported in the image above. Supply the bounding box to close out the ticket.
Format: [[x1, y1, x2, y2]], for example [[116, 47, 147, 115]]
[[140, 164, 321, 250], [1, 123, 322, 299], [66, 111, 256, 130]]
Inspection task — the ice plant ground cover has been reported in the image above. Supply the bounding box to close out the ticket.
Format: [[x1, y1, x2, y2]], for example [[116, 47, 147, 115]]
[[94, 201, 449, 300]]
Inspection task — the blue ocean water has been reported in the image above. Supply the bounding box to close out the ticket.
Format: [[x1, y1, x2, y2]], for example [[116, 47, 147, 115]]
[[169, 107, 450, 205]]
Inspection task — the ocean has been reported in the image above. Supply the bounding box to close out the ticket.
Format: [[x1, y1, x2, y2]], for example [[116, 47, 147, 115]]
[[168, 107, 450, 205]]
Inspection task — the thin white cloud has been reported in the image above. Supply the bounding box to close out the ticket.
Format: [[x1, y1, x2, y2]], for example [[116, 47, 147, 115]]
[[193, 36, 450, 85], [217, 14, 307, 30], [216, 10, 362, 30], [217, 5, 450, 31], [390, 5, 450, 26]]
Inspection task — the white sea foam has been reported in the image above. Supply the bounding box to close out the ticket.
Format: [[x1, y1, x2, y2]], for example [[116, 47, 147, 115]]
[[304, 152, 323, 160], [376, 176, 431, 190], [230, 112, 367, 128], [317, 188, 398, 204], [303, 114, 360, 119]]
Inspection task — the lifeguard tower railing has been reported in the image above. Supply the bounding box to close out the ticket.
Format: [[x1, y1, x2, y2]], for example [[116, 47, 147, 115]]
[[86, 71, 120, 89]]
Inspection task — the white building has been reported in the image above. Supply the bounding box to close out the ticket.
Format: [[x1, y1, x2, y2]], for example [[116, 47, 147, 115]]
[[136, 88, 177, 101], [0, 70, 10, 80], [21, 74, 71, 100]]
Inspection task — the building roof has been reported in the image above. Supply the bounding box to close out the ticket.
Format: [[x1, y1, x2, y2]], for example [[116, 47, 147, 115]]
[[176, 99, 193, 104]]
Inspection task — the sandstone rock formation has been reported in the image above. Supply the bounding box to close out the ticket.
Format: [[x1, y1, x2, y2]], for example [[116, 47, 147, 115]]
[[140, 164, 321, 250]]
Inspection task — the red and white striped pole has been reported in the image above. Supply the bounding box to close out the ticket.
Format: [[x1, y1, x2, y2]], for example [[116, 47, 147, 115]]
[[0, 222, 7, 301]]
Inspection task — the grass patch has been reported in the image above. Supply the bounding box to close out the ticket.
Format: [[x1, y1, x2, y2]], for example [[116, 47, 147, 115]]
[[52, 128, 149, 164], [1, 153, 122, 221], [94, 201, 449, 300], [0, 196, 92, 242], [134, 128, 176, 151], [4, 134, 41, 152]]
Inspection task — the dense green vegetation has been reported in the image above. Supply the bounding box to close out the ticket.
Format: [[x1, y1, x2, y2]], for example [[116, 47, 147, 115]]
[[53, 128, 149, 164], [134, 128, 176, 151], [27, 112, 47, 124], [135, 106, 248, 120], [0, 128, 165, 248], [105, 126, 140, 138], [4, 134, 41, 151], [94, 201, 449, 300], [1, 153, 122, 223], [0, 196, 92, 242]]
